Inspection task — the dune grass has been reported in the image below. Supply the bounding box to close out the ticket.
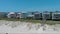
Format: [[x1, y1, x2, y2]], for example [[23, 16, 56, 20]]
[[0, 18, 60, 25], [46, 20, 60, 25]]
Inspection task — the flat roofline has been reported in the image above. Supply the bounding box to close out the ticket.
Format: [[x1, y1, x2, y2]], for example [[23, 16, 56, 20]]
[[43, 13, 50, 14], [52, 13, 60, 14]]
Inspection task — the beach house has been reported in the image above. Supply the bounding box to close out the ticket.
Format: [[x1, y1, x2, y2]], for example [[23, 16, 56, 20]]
[[22, 12, 28, 19], [16, 12, 27, 19], [27, 12, 35, 19], [34, 12, 42, 20], [0, 12, 8, 18], [16, 12, 22, 19], [52, 12, 60, 20], [7, 12, 16, 18], [42, 11, 50, 20], [27, 14, 34, 19]]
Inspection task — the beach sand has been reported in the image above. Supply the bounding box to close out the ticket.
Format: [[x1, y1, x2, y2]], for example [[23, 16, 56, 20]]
[[0, 20, 60, 34]]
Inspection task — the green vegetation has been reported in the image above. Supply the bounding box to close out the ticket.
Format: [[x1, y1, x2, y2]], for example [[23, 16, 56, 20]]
[[0, 18, 60, 25], [46, 20, 60, 25]]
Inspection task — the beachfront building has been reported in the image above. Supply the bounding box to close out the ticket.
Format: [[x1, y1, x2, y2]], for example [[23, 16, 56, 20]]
[[42, 11, 50, 20], [7, 12, 16, 18], [27, 15, 34, 19], [27, 12, 35, 19], [27, 14, 34, 19], [0, 12, 8, 18], [16, 12, 23, 19], [16, 12, 27, 19], [22, 12, 28, 19], [52, 12, 60, 20], [34, 12, 42, 20]]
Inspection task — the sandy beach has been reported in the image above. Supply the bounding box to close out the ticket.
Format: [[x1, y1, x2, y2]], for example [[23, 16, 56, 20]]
[[0, 20, 60, 34]]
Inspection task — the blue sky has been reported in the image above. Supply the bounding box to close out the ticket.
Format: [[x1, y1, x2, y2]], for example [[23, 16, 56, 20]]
[[0, 0, 60, 12]]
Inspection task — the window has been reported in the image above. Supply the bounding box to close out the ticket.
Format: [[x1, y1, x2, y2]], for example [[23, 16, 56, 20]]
[[35, 14, 39, 18], [54, 14, 60, 18]]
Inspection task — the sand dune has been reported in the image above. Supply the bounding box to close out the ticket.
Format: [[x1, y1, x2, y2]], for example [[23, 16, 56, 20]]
[[0, 20, 60, 34]]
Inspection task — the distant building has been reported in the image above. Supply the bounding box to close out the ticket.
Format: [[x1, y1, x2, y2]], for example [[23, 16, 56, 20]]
[[27, 12, 35, 19], [16, 12, 23, 18], [16, 12, 28, 19], [7, 12, 16, 18], [0, 12, 8, 18], [42, 11, 50, 20], [0, 12, 4, 18], [27, 14, 34, 19], [22, 12, 28, 19], [52, 12, 60, 20], [34, 12, 42, 20]]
